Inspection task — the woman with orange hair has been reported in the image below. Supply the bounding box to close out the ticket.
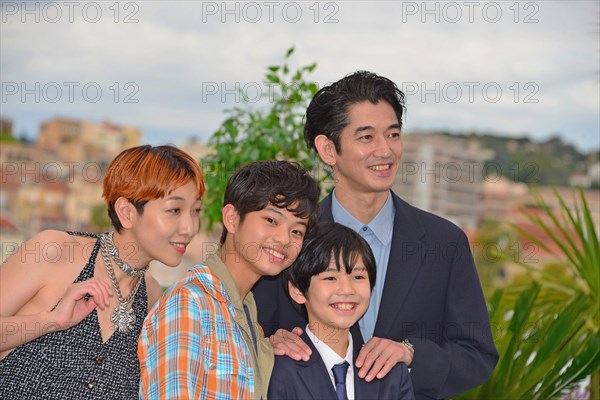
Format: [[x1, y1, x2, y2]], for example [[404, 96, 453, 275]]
[[0, 144, 205, 399]]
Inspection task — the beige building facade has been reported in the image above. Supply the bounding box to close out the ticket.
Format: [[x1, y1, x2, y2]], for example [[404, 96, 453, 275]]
[[395, 133, 492, 232]]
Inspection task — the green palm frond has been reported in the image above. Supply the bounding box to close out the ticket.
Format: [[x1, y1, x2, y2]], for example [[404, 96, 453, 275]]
[[455, 188, 600, 399]]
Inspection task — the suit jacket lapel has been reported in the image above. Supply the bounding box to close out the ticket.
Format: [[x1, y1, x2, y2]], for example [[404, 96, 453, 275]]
[[353, 338, 380, 399], [375, 193, 426, 337], [296, 332, 339, 399], [320, 193, 334, 222]]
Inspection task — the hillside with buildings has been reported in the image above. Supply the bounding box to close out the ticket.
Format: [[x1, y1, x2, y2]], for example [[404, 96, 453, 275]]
[[1, 116, 598, 289], [396, 132, 599, 285], [437, 131, 600, 188]]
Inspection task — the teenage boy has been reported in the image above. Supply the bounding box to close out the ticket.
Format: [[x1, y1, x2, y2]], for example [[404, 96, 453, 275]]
[[268, 222, 414, 400], [138, 160, 320, 399], [254, 71, 498, 400]]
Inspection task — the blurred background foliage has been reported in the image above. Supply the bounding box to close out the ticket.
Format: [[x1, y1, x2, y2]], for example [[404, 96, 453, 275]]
[[200, 47, 326, 231], [456, 189, 599, 399], [90, 203, 112, 233], [200, 48, 599, 399]]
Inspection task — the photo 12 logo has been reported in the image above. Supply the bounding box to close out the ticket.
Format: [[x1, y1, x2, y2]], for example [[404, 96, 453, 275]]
[[1, 1, 139, 24], [400, 1, 540, 24], [200, 81, 315, 103], [200, 1, 340, 23], [1, 82, 140, 104], [1, 161, 105, 184], [401, 81, 540, 104], [398, 161, 540, 184]]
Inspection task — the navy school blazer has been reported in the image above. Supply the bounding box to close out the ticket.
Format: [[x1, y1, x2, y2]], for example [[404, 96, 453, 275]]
[[267, 331, 415, 400], [254, 191, 498, 400]]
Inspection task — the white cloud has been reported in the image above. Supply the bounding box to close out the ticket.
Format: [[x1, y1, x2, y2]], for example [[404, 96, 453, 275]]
[[1, 0, 598, 151]]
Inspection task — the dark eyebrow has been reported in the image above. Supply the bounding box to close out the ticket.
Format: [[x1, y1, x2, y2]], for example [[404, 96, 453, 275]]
[[265, 206, 308, 227], [265, 206, 284, 216], [354, 123, 401, 134]]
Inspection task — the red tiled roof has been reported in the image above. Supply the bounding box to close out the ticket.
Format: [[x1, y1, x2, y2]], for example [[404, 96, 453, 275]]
[[0, 215, 18, 232], [513, 209, 581, 256]]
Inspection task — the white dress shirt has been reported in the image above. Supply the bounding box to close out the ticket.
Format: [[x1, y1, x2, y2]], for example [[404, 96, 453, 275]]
[[306, 325, 355, 400]]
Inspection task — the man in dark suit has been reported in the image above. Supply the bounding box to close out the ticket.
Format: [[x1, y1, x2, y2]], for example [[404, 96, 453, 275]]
[[254, 71, 499, 400]]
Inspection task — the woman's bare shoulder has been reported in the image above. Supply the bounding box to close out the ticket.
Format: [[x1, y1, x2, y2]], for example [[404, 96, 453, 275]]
[[0, 231, 93, 316]]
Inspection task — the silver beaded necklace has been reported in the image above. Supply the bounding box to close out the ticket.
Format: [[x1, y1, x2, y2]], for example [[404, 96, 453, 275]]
[[100, 232, 147, 333]]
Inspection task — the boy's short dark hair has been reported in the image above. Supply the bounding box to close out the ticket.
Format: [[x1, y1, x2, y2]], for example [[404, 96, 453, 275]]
[[220, 160, 320, 244], [304, 70, 406, 154], [283, 222, 377, 314]]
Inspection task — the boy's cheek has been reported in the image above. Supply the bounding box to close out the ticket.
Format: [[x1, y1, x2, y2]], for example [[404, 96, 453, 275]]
[[285, 242, 303, 261]]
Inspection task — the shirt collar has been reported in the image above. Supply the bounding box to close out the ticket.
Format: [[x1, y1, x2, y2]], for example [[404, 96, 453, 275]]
[[305, 325, 353, 370], [331, 189, 395, 245], [203, 253, 255, 313]]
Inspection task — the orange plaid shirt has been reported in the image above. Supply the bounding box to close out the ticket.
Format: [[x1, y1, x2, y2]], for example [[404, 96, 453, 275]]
[[139, 255, 273, 399]]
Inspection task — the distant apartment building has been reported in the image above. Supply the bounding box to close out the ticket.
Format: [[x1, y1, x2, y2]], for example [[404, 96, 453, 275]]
[[0, 117, 141, 242], [0, 140, 60, 238], [64, 173, 105, 232], [38, 118, 140, 165], [481, 178, 529, 221], [0, 215, 22, 263], [590, 162, 600, 182], [585, 161, 600, 188], [17, 177, 69, 238], [0, 116, 13, 136], [394, 133, 492, 232], [179, 136, 212, 161]]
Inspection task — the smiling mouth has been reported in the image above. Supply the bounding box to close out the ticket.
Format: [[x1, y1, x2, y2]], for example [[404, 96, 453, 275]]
[[171, 242, 188, 252], [264, 247, 286, 261], [331, 302, 357, 311], [369, 164, 391, 171]]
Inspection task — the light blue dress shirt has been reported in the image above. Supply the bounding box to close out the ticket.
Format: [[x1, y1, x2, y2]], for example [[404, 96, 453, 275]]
[[331, 190, 395, 341]]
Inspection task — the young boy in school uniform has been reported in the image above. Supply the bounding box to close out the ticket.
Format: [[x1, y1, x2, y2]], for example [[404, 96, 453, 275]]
[[268, 222, 414, 400], [138, 160, 320, 399]]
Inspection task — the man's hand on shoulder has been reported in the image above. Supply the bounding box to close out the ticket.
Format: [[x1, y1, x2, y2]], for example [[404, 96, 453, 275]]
[[269, 327, 312, 361], [355, 337, 414, 382]]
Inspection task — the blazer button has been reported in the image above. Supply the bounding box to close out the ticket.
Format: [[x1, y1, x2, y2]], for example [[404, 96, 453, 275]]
[[95, 357, 104, 365], [87, 382, 95, 390]]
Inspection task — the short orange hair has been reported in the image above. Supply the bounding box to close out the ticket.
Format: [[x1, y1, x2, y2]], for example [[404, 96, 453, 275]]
[[103, 145, 205, 232]]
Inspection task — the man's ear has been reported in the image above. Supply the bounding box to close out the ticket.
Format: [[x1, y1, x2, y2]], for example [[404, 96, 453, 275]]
[[221, 204, 240, 236], [115, 197, 137, 230], [314, 134, 337, 166], [288, 281, 307, 305]]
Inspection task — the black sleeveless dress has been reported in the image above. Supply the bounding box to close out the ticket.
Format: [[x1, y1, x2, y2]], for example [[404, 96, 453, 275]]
[[0, 232, 147, 399]]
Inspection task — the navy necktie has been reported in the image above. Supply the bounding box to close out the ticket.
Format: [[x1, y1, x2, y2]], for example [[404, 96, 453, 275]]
[[332, 361, 350, 400]]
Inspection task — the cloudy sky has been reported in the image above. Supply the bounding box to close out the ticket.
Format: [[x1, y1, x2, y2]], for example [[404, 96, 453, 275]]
[[1, 1, 599, 151]]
